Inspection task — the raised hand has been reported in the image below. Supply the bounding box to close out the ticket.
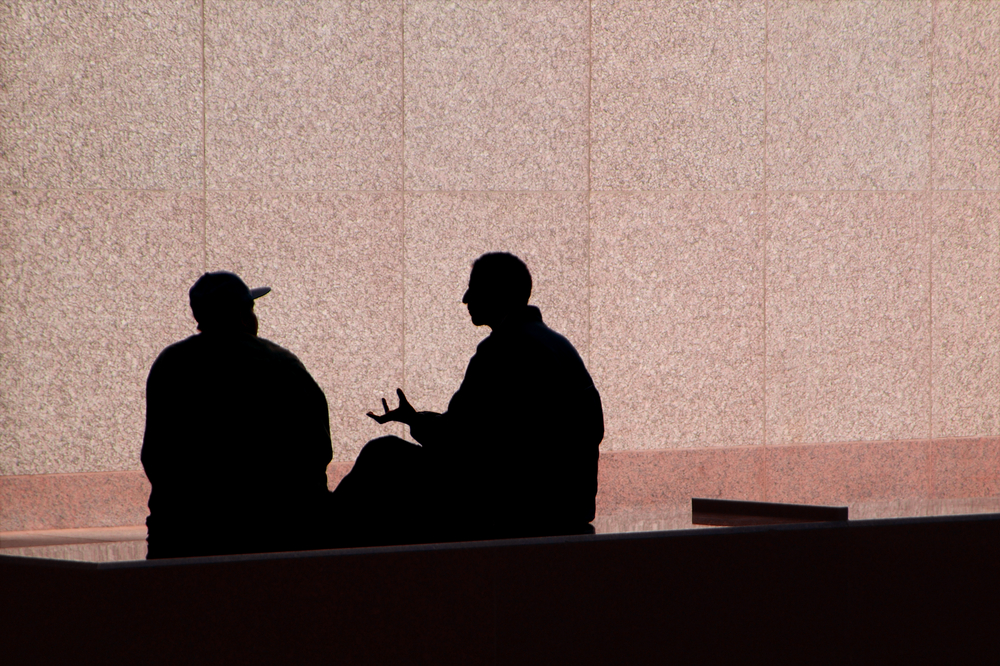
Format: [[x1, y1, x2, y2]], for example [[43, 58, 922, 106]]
[[366, 388, 417, 425]]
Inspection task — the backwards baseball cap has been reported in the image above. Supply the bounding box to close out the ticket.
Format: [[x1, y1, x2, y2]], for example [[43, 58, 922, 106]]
[[189, 271, 270, 327]]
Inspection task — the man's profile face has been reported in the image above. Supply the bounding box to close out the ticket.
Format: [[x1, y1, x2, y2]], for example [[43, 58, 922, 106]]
[[462, 275, 485, 326], [462, 269, 500, 327]]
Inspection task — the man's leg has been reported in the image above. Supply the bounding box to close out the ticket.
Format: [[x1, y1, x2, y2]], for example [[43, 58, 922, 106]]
[[329, 436, 430, 547]]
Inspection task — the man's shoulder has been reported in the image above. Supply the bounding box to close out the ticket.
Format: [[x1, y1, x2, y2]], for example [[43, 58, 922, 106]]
[[151, 334, 201, 366], [518, 316, 578, 357], [526, 322, 587, 370], [147, 335, 205, 389], [151, 333, 303, 370], [161, 333, 200, 352], [253, 336, 307, 368], [486, 310, 586, 368]]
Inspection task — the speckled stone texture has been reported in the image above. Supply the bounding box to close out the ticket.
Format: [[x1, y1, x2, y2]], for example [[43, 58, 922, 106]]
[[767, 1, 931, 190], [596, 447, 767, 515], [932, 193, 1000, 438], [206, 0, 402, 191], [933, 1, 1000, 190], [0, 524, 146, 548], [326, 461, 353, 491], [0, 463, 353, 532], [930, 437, 1000, 499], [766, 193, 930, 446], [403, 192, 590, 415], [591, 0, 765, 190], [0, 1, 203, 190], [206, 192, 404, 463], [591, 192, 764, 451], [4, 1, 1000, 533], [4, 439, 999, 532], [766, 440, 929, 506], [0, 191, 204, 476], [0, 471, 149, 532], [404, 0, 588, 190]]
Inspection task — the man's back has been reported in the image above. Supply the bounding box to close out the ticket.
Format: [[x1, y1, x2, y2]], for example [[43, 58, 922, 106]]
[[141, 331, 332, 557], [415, 305, 603, 534], [353, 253, 603, 545]]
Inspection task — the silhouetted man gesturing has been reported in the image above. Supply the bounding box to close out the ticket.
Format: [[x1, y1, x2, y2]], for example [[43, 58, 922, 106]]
[[141, 272, 332, 558], [333, 253, 603, 545]]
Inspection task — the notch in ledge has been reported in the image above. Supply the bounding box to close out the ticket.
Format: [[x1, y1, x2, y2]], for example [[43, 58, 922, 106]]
[[692, 498, 849, 527]]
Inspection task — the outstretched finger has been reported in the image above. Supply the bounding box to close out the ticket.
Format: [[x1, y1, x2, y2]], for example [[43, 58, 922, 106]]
[[382, 397, 390, 413], [366, 411, 384, 424]]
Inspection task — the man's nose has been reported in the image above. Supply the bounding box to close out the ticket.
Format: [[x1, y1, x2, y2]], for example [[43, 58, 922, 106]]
[[462, 289, 470, 304]]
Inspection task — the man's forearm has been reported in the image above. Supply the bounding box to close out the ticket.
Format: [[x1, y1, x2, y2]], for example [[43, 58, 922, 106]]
[[408, 411, 444, 447]]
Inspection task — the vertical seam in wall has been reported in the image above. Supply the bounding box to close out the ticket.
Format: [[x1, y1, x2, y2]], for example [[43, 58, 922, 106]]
[[400, 0, 407, 415], [586, 0, 593, 369], [928, 1, 936, 444], [761, 0, 770, 501], [926, 1, 937, 497], [200, 0, 208, 273]]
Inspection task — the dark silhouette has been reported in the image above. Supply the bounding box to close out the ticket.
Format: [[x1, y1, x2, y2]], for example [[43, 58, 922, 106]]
[[331, 252, 604, 546], [141, 272, 332, 558]]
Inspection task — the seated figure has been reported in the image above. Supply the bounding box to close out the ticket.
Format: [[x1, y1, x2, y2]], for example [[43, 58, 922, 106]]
[[332, 252, 604, 546], [141, 272, 332, 558]]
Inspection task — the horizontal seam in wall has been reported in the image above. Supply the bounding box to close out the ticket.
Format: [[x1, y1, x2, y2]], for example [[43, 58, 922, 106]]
[[5, 188, 999, 195], [0, 470, 148, 481], [5, 436, 998, 480], [604, 435, 997, 456]]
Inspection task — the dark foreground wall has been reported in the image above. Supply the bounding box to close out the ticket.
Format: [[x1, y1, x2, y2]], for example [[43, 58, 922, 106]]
[[3, 514, 999, 665]]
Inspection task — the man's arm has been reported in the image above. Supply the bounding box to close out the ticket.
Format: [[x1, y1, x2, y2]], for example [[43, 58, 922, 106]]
[[366, 388, 445, 448], [140, 354, 175, 484]]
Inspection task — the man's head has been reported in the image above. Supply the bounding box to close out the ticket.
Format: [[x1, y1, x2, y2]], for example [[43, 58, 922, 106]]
[[189, 272, 270, 334], [462, 252, 532, 328]]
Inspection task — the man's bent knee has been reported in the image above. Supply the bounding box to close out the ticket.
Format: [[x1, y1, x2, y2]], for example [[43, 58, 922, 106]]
[[355, 435, 421, 466]]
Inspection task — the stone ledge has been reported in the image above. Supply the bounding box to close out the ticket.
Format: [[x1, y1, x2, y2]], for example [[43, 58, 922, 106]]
[[2, 437, 998, 531]]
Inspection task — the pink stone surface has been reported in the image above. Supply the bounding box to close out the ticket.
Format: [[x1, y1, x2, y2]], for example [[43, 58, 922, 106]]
[[0, 524, 146, 548], [0, 1, 203, 190], [932, 1, 1000, 190], [404, 0, 588, 190], [596, 448, 767, 515], [327, 461, 354, 491], [0, 540, 147, 563], [3, 440, 996, 532], [766, 193, 930, 446], [932, 193, 1000, 438], [403, 192, 589, 415], [5, 1, 1000, 534], [206, 0, 402, 190], [0, 191, 204, 476], [0, 471, 150, 532], [591, 0, 765, 190], [765, 439, 929, 506], [767, 1, 931, 190], [930, 437, 1000, 499], [206, 192, 405, 463], [591, 192, 765, 451]]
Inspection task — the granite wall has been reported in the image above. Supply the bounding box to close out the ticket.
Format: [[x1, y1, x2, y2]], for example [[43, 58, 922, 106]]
[[2, 1, 998, 531]]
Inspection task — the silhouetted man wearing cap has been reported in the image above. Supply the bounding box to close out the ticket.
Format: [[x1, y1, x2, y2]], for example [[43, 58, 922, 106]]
[[332, 252, 603, 546], [141, 272, 332, 558]]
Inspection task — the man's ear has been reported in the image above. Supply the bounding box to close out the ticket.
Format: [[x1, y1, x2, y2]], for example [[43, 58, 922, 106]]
[[241, 309, 258, 336]]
